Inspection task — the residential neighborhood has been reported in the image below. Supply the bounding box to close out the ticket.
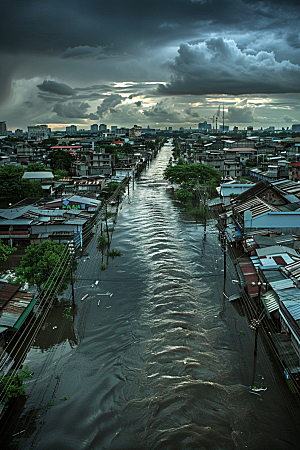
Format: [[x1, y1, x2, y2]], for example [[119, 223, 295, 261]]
[[1, 122, 300, 445]]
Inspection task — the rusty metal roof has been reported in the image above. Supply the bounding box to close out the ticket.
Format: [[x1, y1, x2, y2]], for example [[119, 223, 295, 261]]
[[0, 282, 21, 308], [0, 283, 35, 330]]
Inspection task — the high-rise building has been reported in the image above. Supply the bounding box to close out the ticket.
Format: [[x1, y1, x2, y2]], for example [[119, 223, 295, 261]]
[[198, 121, 211, 131], [91, 124, 98, 132], [0, 121, 7, 136], [15, 129, 24, 136], [66, 125, 77, 135], [292, 124, 300, 132], [99, 124, 107, 133], [111, 126, 118, 132], [27, 124, 51, 140]]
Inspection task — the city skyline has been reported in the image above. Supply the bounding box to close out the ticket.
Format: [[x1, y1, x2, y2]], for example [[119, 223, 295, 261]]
[[1, 0, 300, 132]]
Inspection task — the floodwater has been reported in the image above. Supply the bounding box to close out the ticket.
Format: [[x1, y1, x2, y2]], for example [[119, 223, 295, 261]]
[[2, 144, 300, 449]]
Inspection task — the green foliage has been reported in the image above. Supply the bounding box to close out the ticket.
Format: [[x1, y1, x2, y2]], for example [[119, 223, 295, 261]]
[[104, 211, 116, 219], [25, 163, 49, 172], [39, 138, 58, 147], [15, 241, 75, 293], [0, 366, 32, 404], [164, 163, 221, 186], [0, 239, 17, 261], [98, 235, 108, 246], [175, 187, 194, 201], [60, 396, 68, 401], [107, 249, 121, 257], [48, 149, 75, 173], [123, 142, 133, 154], [185, 204, 208, 218], [245, 159, 256, 168], [0, 165, 43, 200], [100, 263, 107, 270], [54, 169, 69, 180], [62, 306, 72, 320], [105, 182, 120, 195]]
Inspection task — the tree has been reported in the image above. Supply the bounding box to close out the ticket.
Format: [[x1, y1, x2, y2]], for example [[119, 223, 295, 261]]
[[0, 239, 17, 261], [164, 163, 221, 186], [15, 241, 76, 294], [48, 149, 75, 173], [25, 163, 50, 172], [123, 143, 133, 154], [54, 169, 69, 180], [0, 165, 43, 200]]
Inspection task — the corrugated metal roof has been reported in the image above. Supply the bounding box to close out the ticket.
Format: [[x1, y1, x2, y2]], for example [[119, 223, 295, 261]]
[[0, 284, 35, 329], [23, 172, 54, 179], [254, 234, 295, 248], [0, 282, 21, 308], [234, 197, 280, 218], [256, 245, 299, 257], [261, 269, 287, 284], [281, 299, 300, 321], [0, 218, 32, 225], [270, 279, 295, 290], [262, 291, 279, 314]]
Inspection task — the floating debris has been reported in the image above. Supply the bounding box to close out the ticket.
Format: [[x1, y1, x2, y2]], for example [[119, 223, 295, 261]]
[[81, 294, 89, 302]]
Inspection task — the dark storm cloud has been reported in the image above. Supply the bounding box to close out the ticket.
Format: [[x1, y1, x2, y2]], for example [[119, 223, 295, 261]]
[[52, 101, 91, 118], [37, 80, 75, 96], [142, 100, 182, 123], [94, 94, 124, 119], [1, 0, 299, 55], [158, 37, 300, 96], [1, 0, 300, 129], [226, 105, 255, 123], [286, 33, 300, 49]]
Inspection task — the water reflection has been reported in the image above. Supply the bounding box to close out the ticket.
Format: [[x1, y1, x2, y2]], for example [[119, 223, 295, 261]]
[[3, 145, 300, 449], [32, 303, 78, 350]]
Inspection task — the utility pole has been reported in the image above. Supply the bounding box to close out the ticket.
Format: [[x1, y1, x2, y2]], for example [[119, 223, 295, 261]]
[[68, 241, 75, 307]]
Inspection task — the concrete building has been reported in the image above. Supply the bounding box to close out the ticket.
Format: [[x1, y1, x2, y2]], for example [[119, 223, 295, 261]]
[[27, 125, 51, 140], [66, 125, 77, 135], [292, 124, 300, 132], [129, 125, 142, 138], [99, 124, 107, 133], [90, 124, 98, 133], [0, 121, 7, 136]]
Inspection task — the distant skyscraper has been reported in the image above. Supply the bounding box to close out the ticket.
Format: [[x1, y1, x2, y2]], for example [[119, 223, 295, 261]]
[[15, 129, 24, 136], [66, 125, 77, 135], [99, 124, 107, 133], [292, 124, 300, 132], [91, 124, 98, 132], [0, 121, 7, 136], [198, 121, 211, 131]]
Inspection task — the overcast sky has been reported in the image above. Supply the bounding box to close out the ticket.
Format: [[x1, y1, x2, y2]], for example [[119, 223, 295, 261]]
[[1, 0, 300, 132]]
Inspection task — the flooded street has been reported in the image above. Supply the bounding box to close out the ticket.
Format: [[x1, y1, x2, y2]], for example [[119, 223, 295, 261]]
[[2, 144, 300, 449]]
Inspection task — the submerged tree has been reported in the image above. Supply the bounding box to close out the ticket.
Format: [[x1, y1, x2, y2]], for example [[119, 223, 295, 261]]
[[15, 241, 76, 294]]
